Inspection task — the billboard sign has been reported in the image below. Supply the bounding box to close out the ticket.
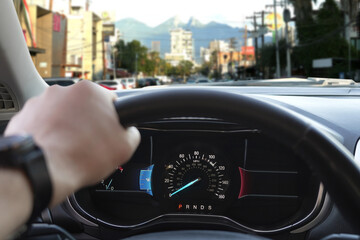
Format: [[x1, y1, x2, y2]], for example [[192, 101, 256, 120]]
[[265, 13, 284, 31], [53, 14, 61, 32], [241, 46, 255, 56]]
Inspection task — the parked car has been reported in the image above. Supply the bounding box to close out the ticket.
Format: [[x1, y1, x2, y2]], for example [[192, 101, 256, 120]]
[[120, 78, 136, 89], [137, 78, 161, 88], [186, 77, 196, 84], [44, 77, 81, 86], [195, 78, 212, 84], [95, 80, 125, 90]]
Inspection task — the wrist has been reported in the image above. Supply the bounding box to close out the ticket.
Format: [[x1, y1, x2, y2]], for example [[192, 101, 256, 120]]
[[0, 168, 33, 236], [0, 134, 53, 222]]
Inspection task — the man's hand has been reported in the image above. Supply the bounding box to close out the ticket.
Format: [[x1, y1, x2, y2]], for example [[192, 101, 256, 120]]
[[5, 81, 140, 207]]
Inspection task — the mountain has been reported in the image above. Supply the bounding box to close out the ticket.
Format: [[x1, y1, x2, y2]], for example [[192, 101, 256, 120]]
[[186, 17, 205, 28], [153, 16, 185, 33], [114, 18, 152, 38], [115, 17, 250, 62]]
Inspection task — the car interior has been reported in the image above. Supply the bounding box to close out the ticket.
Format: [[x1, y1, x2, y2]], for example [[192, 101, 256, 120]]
[[1, 0, 360, 239]]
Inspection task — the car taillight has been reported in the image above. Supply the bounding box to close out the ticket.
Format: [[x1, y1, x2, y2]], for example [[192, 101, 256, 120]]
[[99, 84, 116, 90]]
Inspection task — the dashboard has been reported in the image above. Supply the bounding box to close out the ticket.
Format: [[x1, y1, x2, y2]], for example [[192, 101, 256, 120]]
[[45, 88, 360, 239], [68, 119, 323, 236]]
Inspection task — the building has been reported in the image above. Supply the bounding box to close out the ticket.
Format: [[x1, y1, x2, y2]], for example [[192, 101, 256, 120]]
[[200, 47, 211, 63], [15, 1, 67, 78], [209, 40, 231, 53], [151, 41, 161, 53], [64, 1, 104, 80], [217, 51, 243, 74], [165, 28, 193, 66], [98, 11, 117, 79], [28, 0, 71, 14], [206, 38, 254, 75]]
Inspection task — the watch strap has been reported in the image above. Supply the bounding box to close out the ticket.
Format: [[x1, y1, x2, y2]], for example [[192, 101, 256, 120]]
[[22, 146, 53, 222], [0, 135, 53, 223]]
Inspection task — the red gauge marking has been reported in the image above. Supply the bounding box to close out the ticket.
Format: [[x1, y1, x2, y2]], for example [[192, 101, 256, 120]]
[[238, 167, 248, 198], [118, 166, 124, 173]]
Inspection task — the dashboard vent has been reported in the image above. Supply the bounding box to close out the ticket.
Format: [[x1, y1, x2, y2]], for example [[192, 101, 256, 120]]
[[0, 83, 16, 111]]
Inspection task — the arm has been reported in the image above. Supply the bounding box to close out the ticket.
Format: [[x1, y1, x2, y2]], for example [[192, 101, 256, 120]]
[[0, 81, 140, 238]]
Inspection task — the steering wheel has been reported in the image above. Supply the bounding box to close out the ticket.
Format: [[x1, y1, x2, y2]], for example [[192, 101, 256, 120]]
[[115, 88, 360, 237]]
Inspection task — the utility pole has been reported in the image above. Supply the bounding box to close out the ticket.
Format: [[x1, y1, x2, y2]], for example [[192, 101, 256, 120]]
[[112, 47, 116, 79], [246, 14, 262, 76], [135, 53, 138, 79], [284, 0, 291, 77], [49, 0, 53, 11], [253, 15, 258, 67], [102, 33, 106, 79], [260, 11, 266, 48], [266, 0, 287, 78], [243, 25, 248, 79], [344, 4, 351, 78], [255, 10, 271, 78], [218, 40, 221, 76], [273, 0, 281, 78]]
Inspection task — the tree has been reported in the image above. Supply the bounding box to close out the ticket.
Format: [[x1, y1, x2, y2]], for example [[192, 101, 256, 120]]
[[177, 60, 194, 77], [291, 0, 357, 77], [340, 0, 359, 21], [289, 0, 315, 24], [198, 61, 211, 77], [289, 0, 317, 44], [115, 40, 148, 74], [167, 65, 180, 76], [147, 51, 161, 76], [258, 39, 288, 78], [114, 40, 125, 69]]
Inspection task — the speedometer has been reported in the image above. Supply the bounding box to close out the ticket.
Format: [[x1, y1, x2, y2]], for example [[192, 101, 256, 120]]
[[164, 150, 230, 200]]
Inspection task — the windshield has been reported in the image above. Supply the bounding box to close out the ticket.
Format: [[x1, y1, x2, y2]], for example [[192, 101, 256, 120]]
[[17, 0, 360, 87]]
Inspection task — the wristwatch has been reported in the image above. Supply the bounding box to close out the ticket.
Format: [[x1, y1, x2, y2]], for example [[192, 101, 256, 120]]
[[0, 135, 52, 222]]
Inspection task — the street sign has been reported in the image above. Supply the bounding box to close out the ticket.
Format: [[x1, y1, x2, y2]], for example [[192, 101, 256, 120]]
[[265, 13, 284, 31], [249, 27, 269, 38]]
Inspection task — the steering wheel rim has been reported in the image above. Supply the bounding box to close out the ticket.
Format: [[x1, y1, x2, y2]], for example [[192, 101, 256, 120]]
[[115, 88, 360, 229]]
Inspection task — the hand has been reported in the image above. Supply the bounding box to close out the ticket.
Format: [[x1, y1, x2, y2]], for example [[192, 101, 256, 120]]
[[5, 81, 140, 207]]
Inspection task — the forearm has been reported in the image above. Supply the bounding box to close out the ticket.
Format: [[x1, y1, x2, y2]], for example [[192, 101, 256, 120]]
[[0, 169, 33, 239], [1, 82, 140, 238]]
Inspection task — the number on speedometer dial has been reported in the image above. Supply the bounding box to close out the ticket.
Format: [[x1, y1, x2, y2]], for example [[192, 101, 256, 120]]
[[164, 151, 230, 200]]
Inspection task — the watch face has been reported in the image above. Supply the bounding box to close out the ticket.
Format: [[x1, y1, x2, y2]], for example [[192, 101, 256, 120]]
[[0, 135, 34, 166]]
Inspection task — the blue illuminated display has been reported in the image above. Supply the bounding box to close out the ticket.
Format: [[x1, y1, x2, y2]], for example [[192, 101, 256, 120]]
[[139, 165, 154, 196]]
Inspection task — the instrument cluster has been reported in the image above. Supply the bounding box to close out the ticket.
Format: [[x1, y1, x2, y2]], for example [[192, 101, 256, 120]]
[[71, 123, 322, 232]]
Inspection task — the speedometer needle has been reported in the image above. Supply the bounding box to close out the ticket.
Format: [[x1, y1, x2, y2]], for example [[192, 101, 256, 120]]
[[169, 178, 201, 197], [106, 179, 113, 190]]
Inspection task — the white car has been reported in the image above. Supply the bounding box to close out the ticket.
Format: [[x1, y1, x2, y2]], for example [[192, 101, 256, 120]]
[[120, 78, 136, 89], [95, 80, 125, 91]]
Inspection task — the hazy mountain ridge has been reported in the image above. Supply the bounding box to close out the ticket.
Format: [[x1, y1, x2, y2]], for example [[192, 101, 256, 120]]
[[115, 17, 250, 62]]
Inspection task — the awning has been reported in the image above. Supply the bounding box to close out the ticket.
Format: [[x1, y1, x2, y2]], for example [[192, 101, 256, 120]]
[[28, 47, 45, 55]]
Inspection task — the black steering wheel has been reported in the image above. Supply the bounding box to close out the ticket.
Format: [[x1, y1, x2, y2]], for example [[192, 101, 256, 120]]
[[115, 88, 360, 235]]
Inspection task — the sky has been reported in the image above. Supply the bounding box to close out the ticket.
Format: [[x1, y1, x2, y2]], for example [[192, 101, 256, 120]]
[[89, 0, 325, 28]]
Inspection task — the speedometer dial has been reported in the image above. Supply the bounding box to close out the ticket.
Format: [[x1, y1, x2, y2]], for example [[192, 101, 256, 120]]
[[164, 151, 230, 200]]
